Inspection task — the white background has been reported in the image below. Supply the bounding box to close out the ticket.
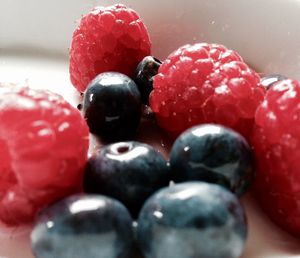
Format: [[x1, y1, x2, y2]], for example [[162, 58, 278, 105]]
[[1, 0, 300, 79]]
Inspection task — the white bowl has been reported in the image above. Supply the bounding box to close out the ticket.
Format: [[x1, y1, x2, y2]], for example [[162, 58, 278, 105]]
[[1, 0, 300, 258], [2, 0, 300, 79]]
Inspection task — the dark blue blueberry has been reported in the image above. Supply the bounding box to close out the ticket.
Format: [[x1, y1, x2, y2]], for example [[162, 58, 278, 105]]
[[260, 74, 287, 89], [84, 141, 170, 217], [169, 124, 254, 196], [134, 56, 161, 105], [83, 72, 142, 142], [31, 194, 134, 258], [137, 182, 247, 258]]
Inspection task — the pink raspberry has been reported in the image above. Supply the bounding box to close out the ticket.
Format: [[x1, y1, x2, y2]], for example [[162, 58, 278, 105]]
[[0, 87, 89, 225], [252, 79, 300, 237], [149, 43, 265, 140], [69, 4, 151, 92]]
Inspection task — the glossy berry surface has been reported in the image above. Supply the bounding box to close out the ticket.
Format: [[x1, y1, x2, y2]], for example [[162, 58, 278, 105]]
[[253, 79, 300, 237], [134, 56, 161, 104], [0, 87, 89, 226], [83, 72, 142, 142], [69, 4, 151, 92], [260, 74, 287, 89], [84, 141, 170, 217], [137, 182, 247, 258], [150, 43, 265, 140], [170, 124, 254, 196], [31, 194, 134, 258]]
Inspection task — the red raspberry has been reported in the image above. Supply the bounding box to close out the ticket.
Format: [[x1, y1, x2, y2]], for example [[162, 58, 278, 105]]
[[69, 4, 151, 92], [149, 43, 265, 140], [252, 79, 300, 237], [0, 87, 89, 225]]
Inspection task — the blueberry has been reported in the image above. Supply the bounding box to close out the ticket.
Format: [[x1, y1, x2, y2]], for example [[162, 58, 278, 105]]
[[134, 56, 161, 105], [169, 124, 254, 196], [84, 141, 170, 217], [83, 72, 142, 142], [31, 194, 134, 258], [137, 182, 247, 258], [260, 74, 287, 89]]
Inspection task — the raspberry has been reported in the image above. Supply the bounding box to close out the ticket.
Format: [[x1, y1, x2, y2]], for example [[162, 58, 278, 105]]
[[252, 79, 300, 237], [0, 87, 89, 225], [149, 43, 265, 140], [69, 4, 151, 92]]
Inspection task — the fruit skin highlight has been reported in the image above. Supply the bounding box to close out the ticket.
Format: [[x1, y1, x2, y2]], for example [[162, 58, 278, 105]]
[[260, 74, 287, 90], [150, 43, 265, 140], [31, 194, 134, 258], [0, 87, 89, 225], [252, 79, 300, 237], [170, 124, 254, 197], [69, 4, 151, 92], [137, 182, 247, 258]]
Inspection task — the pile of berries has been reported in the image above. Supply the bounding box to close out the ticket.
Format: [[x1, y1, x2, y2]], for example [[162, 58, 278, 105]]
[[1, 3, 300, 258]]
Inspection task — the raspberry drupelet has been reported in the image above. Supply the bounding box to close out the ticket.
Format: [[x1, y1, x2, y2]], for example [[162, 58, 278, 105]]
[[0, 87, 89, 225], [252, 79, 300, 237], [150, 43, 265, 140], [69, 4, 151, 92]]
